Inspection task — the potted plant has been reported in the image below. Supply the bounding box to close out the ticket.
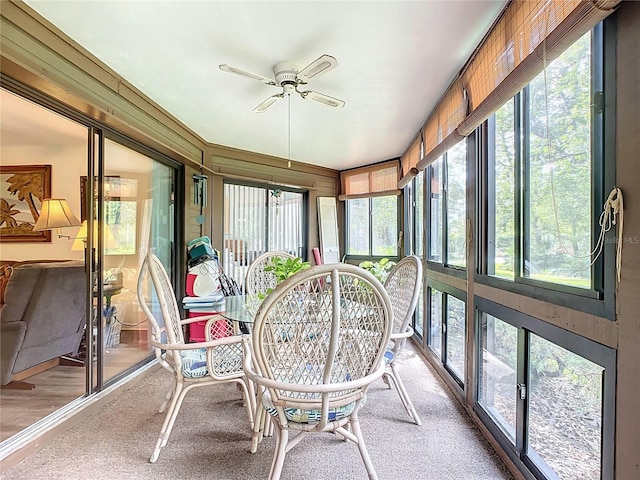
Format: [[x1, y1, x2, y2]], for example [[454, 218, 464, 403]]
[[358, 258, 396, 283], [265, 256, 310, 283], [257, 256, 311, 299]]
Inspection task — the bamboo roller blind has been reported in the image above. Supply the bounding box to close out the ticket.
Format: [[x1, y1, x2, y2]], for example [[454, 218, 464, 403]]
[[399, 0, 621, 178], [398, 134, 422, 188], [339, 160, 400, 200]]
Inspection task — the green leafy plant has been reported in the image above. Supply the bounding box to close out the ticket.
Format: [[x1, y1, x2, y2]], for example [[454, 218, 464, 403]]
[[358, 258, 396, 283], [257, 256, 311, 299]]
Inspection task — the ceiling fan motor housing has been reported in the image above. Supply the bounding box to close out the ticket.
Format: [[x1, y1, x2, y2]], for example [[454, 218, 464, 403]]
[[274, 62, 301, 89]]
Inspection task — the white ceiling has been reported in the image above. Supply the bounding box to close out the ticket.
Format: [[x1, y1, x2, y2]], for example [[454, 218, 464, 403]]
[[23, 0, 507, 171]]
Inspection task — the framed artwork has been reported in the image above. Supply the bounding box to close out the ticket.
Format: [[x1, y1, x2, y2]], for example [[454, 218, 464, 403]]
[[0, 165, 52, 243]]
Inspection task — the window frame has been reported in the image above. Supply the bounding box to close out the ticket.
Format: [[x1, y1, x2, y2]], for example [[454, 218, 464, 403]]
[[404, 173, 426, 342], [344, 194, 401, 261], [223, 179, 309, 260], [425, 141, 468, 278], [475, 23, 616, 319], [403, 171, 425, 257], [474, 297, 616, 480], [426, 279, 467, 391]]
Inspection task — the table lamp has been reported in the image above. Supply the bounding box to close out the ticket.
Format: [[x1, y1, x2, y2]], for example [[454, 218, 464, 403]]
[[33, 198, 82, 236], [71, 220, 118, 251]]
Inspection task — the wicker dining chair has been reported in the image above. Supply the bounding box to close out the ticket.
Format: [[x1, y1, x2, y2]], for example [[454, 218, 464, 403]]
[[137, 251, 255, 463], [244, 251, 296, 296], [244, 263, 392, 480], [381, 255, 423, 425]]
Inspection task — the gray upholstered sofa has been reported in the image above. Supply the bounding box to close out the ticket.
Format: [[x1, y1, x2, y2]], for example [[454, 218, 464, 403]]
[[0, 261, 86, 386]]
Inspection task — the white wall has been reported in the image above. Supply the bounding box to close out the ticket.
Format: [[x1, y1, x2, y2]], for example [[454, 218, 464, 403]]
[[1, 145, 86, 261]]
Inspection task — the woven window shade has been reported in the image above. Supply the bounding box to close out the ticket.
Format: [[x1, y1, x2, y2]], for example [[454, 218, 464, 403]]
[[418, 78, 467, 170], [415, 0, 620, 170], [398, 134, 422, 189], [457, 0, 620, 136], [339, 160, 400, 200]]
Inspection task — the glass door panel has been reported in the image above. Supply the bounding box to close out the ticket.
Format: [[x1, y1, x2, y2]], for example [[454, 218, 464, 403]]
[[100, 138, 176, 384], [223, 182, 305, 290], [0, 87, 91, 441]]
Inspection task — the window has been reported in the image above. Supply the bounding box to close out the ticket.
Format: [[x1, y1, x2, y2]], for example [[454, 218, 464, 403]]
[[345, 195, 399, 257], [103, 177, 138, 255], [427, 140, 467, 269], [80, 174, 138, 255], [527, 335, 605, 480], [478, 314, 518, 442], [428, 288, 443, 359], [415, 172, 424, 257], [223, 182, 306, 286], [427, 281, 466, 387], [483, 29, 608, 299], [445, 295, 466, 380], [405, 172, 425, 340], [475, 298, 615, 480], [428, 158, 443, 262], [487, 100, 516, 279]]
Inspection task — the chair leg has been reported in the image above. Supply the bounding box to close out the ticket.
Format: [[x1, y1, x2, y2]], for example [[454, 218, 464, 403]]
[[268, 424, 288, 480], [388, 364, 422, 426], [251, 404, 265, 453], [236, 379, 255, 428], [150, 381, 186, 463], [381, 371, 392, 389], [159, 379, 175, 413], [264, 414, 274, 437], [349, 415, 378, 480]]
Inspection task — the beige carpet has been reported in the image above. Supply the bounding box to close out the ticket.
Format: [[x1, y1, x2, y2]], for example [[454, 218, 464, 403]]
[[1, 346, 514, 480]]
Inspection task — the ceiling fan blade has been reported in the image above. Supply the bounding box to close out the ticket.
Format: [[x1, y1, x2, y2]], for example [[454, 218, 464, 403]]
[[299, 90, 345, 108], [253, 94, 284, 113], [219, 64, 276, 86], [296, 54, 338, 83]]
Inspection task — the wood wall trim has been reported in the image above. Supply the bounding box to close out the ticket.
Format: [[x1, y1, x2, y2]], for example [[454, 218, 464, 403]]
[[473, 283, 618, 348], [613, 2, 640, 478], [207, 144, 339, 179], [426, 269, 468, 292]]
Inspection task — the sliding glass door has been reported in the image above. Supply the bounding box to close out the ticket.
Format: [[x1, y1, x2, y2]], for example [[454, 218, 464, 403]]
[[0, 83, 183, 447], [223, 181, 306, 289], [100, 136, 180, 385]]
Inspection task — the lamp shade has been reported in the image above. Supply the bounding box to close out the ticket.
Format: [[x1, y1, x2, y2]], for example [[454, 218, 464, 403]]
[[71, 220, 118, 251], [33, 198, 81, 231]]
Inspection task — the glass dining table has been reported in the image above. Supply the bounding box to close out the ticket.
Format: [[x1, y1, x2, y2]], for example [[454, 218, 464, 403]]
[[218, 295, 262, 333]]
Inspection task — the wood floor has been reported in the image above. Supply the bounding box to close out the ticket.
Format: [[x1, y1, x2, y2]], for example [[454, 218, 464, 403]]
[[0, 343, 152, 442]]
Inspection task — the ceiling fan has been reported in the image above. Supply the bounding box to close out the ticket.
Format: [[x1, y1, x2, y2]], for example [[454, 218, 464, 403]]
[[219, 54, 345, 112]]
